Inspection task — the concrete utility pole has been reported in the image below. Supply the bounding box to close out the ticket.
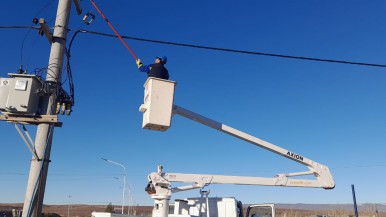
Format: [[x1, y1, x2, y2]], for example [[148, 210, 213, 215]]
[[351, 184, 359, 217], [22, 1, 72, 216]]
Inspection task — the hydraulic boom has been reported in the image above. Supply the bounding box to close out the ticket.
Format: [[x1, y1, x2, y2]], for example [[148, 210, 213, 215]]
[[139, 78, 335, 217]]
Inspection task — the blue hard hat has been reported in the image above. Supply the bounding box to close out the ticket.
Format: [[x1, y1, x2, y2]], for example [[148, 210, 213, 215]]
[[156, 55, 167, 64]]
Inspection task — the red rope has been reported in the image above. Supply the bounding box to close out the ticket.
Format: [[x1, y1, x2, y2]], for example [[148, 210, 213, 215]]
[[90, 0, 138, 60]]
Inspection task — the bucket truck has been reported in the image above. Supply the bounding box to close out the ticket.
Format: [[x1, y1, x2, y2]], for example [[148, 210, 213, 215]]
[[139, 78, 335, 217]]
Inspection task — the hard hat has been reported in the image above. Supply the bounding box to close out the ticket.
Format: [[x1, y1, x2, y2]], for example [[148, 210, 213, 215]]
[[156, 55, 167, 64]]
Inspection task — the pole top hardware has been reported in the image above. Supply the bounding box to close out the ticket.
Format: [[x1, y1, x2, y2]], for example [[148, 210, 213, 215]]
[[39, 18, 52, 44]]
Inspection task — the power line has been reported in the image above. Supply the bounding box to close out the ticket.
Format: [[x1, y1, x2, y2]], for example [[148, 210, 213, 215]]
[[0, 26, 39, 30], [32, 0, 56, 20], [20, 0, 55, 65], [2, 26, 386, 68], [80, 29, 386, 68], [0, 26, 40, 68]]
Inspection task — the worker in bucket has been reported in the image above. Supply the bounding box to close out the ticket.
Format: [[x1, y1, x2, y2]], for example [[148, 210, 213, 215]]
[[136, 55, 169, 80]]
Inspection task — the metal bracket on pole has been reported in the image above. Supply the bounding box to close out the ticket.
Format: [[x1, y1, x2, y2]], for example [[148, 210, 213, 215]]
[[39, 18, 52, 43], [73, 0, 82, 15], [14, 124, 40, 160], [0, 114, 62, 127]]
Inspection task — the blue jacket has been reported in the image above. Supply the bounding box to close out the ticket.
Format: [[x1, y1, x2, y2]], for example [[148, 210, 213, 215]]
[[139, 63, 169, 80]]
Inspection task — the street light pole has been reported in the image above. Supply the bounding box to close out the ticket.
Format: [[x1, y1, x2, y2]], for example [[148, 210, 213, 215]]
[[67, 195, 72, 217], [128, 184, 132, 215], [101, 158, 126, 215]]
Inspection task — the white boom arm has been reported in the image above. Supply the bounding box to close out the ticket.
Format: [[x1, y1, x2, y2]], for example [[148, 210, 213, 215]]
[[146, 105, 335, 217], [172, 105, 335, 189], [140, 78, 335, 217]]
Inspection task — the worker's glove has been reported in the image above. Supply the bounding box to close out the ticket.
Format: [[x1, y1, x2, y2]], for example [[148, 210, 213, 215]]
[[136, 59, 142, 68]]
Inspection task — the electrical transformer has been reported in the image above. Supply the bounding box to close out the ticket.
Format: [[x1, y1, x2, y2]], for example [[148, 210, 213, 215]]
[[0, 74, 42, 115]]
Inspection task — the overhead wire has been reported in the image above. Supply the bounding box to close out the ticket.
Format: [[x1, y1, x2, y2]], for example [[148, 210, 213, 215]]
[[1, 26, 386, 68], [20, 0, 55, 67], [0, 26, 40, 30], [23, 34, 41, 70], [0, 26, 39, 65], [75, 29, 386, 68], [33, 0, 56, 19], [0, 25, 75, 106], [89, 0, 139, 60], [60, 3, 95, 106], [63, 29, 86, 106], [64, 47, 75, 105]]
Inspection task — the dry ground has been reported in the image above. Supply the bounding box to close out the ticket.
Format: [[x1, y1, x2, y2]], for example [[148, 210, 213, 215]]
[[0, 204, 385, 217], [0, 204, 152, 217]]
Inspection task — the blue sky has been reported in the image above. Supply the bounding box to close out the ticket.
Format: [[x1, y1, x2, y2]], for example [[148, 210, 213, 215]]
[[1, 0, 386, 206]]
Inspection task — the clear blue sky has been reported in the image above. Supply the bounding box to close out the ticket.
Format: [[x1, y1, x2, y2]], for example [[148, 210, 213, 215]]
[[1, 0, 386, 206]]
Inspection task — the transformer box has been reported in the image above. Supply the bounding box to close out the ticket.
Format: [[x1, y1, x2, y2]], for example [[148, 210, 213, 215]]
[[0, 74, 42, 114]]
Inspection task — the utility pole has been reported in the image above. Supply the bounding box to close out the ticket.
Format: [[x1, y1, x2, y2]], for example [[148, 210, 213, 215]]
[[351, 184, 359, 217], [22, 1, 72, 216], [67, 195, 72, 217]]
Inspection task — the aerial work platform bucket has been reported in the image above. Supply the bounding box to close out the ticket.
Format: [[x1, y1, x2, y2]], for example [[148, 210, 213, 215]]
[[139, 77, 176, 131]]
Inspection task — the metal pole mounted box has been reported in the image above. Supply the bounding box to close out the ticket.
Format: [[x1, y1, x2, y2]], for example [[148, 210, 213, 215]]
[[0, 78, 12, 111], [5, 74, 42, 114], [139, 77, 176, 131]]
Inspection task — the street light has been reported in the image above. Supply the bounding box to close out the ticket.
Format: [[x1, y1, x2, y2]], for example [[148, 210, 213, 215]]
[[101, 158, 126, 215]]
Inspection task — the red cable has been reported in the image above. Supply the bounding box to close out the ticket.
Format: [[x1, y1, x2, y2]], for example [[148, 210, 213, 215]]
[[90, 0, 138, 61]]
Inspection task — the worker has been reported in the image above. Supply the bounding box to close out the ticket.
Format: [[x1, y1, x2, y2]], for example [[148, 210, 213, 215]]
[[136, 56, 169, 80]]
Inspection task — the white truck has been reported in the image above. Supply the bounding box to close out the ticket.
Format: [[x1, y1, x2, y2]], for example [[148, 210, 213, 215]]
[[167, 190, 275, 217], [91, 212, 145, 217], [139, 78, 335, 217], [170, 195, 245, 217]]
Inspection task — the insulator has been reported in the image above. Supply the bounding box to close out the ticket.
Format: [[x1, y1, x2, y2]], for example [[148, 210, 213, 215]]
[[32, 18, 39, 25], [82, 12, 95, 25]]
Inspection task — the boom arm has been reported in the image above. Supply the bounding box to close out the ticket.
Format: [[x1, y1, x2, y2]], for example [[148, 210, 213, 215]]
[[146, 106, 335, 217], [172, 105, 335, 189], [150, 171, 329, 194], [140, 78, 335, 217], [146, 162, 333, 217]]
